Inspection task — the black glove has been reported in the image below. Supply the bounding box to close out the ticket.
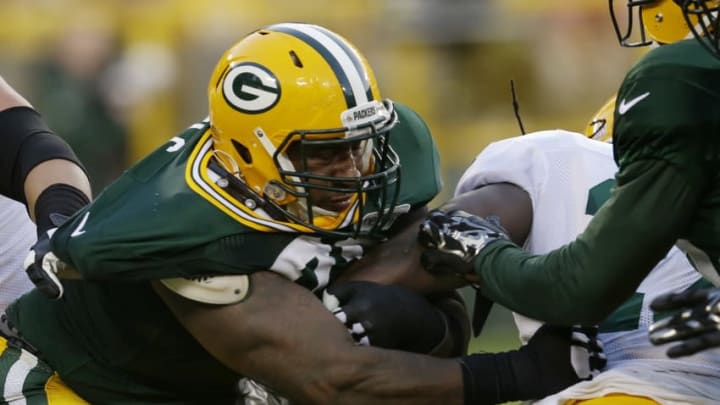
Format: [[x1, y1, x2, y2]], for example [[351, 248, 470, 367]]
[[323, 281, 448, 354], [649, 287, 720, 357], [418, 209, 510, 275], [460, 324, 606, 404]]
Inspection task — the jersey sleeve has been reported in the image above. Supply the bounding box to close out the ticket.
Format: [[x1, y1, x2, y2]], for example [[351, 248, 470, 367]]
[[455, 134, 544, 198], [47, 126, 306, 282], [475, 145, 701, 325], [469, 45, 714, 325], [614, 71, 712, 193], [455, 129, 608, 196]]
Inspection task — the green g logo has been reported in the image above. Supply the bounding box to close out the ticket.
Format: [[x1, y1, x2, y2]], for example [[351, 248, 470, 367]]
[[222, 63, 281, 114]]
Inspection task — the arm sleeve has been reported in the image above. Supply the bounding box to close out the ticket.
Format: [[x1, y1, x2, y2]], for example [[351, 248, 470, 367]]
[[0, 106, 85, 203], [475, 158, 699, 325]]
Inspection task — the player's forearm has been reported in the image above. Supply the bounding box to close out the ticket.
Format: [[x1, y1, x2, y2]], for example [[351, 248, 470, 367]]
[[475, 160, 697, 325], [24, 160, 91, 222], [325, 349, 464, 405], [474, 240, 630, 325], [156, 272, 464, 405]]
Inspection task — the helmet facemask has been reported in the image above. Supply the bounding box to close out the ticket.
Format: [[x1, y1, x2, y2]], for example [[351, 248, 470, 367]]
[[610, 0, 655, 47], [681, 0, 720, 59], [610, 0, 706, 47], [268, 100, 401, 239]]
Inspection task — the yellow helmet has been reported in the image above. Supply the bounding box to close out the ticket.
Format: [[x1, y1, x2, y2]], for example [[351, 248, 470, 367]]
[[585, 95, 615, 142], [207, 23, 400, 238], [609, 0, 708, 47], [681, 0, 720, 59]]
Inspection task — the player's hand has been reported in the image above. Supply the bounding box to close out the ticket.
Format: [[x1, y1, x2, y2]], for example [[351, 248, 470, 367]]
[[521, 324, 606, 395], [649, 287, 720, 357], [24, 226, 66, 300], [418, 209, 509, 275], [323, 281, 447, 354]]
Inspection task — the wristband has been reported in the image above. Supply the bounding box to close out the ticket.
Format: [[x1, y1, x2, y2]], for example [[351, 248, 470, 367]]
[[458, 353, 500, 405], [34, 183, 90, 235], [459, 348, 541, 405]]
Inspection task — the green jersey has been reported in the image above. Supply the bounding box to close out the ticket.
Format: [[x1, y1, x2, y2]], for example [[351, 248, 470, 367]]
[[474, 39, 720, 325], [7, 103, 441, 404]]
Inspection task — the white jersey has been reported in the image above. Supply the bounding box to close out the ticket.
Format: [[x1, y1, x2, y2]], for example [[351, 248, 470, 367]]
[[0, 196, 35, 312], [456, 130, 720, 404]]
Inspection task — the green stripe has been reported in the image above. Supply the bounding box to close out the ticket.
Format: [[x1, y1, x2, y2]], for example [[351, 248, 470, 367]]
[[296, 257, 320, 290], [268, 24, 364, 108], [0, 342, 22, 399], [0, 341, 53, 405], [23, 357, 50, 405], [586, 178, 615, 215], [313, 25, 374, 102], [599, 292, 644, 333]]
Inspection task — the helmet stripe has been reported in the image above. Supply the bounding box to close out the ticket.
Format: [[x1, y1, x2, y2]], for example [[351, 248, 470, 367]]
[[312, 25, 375, 103], [267, 23, 373, 108]]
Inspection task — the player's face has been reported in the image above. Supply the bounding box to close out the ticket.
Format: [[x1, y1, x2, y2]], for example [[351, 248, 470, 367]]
[[286, 141, 363, 212]]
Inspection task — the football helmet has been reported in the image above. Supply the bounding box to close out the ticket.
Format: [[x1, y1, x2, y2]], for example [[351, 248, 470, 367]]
[[584, 95, 615, 142], [609, 0, 706, 47], [208, 23, 401, 239], [681, 0, 720, 59]]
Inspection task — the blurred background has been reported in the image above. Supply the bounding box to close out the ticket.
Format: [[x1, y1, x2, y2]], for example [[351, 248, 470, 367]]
[[0, 0, 643, 359]]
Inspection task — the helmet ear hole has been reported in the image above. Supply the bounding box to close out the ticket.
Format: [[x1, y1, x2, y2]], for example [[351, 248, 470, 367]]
[[232, 140, 253, 164]]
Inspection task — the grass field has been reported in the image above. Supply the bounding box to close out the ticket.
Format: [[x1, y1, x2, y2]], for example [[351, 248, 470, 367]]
[[458, 286, 521, 353]]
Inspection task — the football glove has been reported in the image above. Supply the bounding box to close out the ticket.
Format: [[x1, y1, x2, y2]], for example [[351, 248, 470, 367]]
[[24, 183, 90, 300], [565, 325, 607, 380], [323, 281, 447, 354], [521, 324, 606, 396], [24, 225, 66, 300], [418, 209, 510, 275], [649, 287, 720, 358]]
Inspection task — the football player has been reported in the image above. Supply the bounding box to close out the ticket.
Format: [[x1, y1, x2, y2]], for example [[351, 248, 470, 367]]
[[645, 0, 720, 358], [342, 124, 720, 404], [419, 0, 720, 356], [5, 23, 602, 404], [583, 2, 720, 358], [457, 127, 720, 404], [0, 74, 92, 403]]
